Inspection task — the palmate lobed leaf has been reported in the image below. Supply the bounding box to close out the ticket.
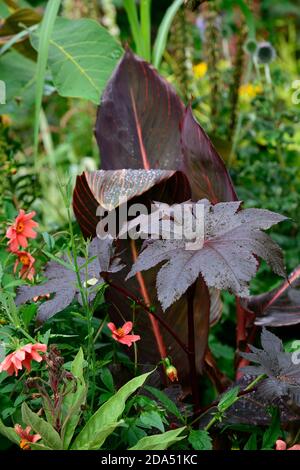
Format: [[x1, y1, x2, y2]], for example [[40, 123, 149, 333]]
[[240, 329, 300, 405], [15, 237, 123, 323], [127, 200, 287, 310]]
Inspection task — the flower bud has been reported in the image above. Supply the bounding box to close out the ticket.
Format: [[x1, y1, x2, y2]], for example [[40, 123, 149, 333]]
[[165, 365, 178, 382]]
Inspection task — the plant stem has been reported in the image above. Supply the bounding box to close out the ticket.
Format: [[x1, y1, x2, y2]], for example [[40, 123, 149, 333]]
[[187, 282, 200, 416], [66, 207, 96, 411], [105, 277, 189, 354], [204, 374, 266, 432]]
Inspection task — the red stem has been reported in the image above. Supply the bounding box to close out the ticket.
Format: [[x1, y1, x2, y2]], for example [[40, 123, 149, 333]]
[[130, 240, 167, 359]]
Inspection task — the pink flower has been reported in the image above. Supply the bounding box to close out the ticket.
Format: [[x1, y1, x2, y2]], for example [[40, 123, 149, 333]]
[[6, 209, 38, 253], [107, 321, 140, 347], [15, 424, 41, 450], [0, 343, 47, 376], [276, 439, 300, 450], [14, 251, 35, 281]]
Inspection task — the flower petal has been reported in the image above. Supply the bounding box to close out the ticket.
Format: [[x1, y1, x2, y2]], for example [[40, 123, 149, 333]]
[[107, 322, 117, 333], [122, 321, 133, 335]]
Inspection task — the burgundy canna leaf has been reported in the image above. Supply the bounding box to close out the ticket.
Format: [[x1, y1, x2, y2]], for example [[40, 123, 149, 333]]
[[248, 265, 300, 327], [73, 169, 190, 238], [95, 49, 185, 171], [180, 107, 238, 203]]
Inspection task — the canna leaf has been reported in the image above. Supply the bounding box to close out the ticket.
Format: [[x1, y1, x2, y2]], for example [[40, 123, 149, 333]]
[[95, 49, 185, 170], [181, 107, 238, 203], [248, 265, 300, 327]]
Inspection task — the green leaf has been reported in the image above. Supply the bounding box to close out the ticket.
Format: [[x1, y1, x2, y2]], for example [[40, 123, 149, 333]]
[[31, 18, 124, 104], [19, 303, 37, 328], [123, 0, 143, 57], [71, 370, 153, 450], [42, 232, 56, 251], [262, 407, 281, 450], [144, 385, 184, 422], [29, 442, 53, 450], [218, 386, 240, 413], [129, 426, 186, 450], [152, 0, 183, 69], [244, 433, 258, 450], [100, 367, 114, 392], [0, 419, 20, 445], [61, 348, 86, 449], [140, 0, 151, 61], [21, 402, 63, 450], [188, 430, 212, 451], [139, 411, 165, 432]]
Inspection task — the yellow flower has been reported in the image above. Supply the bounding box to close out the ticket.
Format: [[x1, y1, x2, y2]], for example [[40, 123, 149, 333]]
[[239, 84, 263, 101], [193, 62, 208, 79], [1, 115, 12, 127]]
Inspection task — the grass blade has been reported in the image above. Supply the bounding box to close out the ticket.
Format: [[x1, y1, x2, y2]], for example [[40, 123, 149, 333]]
[[33, 0, 61, 166], [153, 0, 183, 69], [123, 0, 144, 57], [140, 0, 151, 62]]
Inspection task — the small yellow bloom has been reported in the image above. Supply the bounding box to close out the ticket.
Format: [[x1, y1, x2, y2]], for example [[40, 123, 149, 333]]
[[193, 62, 208, 79], [1, 115, 12, 127], [239, 83, 263, 101]]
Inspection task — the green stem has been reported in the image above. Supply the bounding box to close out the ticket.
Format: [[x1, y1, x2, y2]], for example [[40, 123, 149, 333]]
[[204, 374, 266, 432], [66, 207, 96, 411]]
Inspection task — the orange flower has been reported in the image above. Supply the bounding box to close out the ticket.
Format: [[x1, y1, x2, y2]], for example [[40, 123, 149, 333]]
[[107, 321, 140, 347], [6, 209, 38, 253], [14, 251, 35, 281], [0, 343, 47, 376], [15, 424, 41, 450], [276, 439, 300, 451]]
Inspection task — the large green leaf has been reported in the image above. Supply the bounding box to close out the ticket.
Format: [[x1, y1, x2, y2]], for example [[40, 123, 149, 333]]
[[21, 403, 63, 450], [0, 419, 20, 446], [129, 427, 186, 450], [61, 348, 86, 449], [71, 370, 153, 450], [0, 50, 35, 115], [31, 17, 124, 104]]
